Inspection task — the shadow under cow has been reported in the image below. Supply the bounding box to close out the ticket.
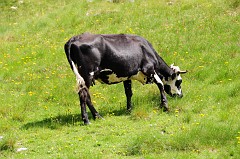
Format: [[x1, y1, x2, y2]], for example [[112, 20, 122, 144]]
[[21, 113, 83, 130], [21, 107, 127, 129]]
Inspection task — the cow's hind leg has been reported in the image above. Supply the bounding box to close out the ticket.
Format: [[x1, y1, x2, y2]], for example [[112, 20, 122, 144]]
[[123, 80, 133, 112], [153, 73, 169, 112], [86, 92, 102, 120], [79, 87, 90, 125], [79, 87, 102, 124]]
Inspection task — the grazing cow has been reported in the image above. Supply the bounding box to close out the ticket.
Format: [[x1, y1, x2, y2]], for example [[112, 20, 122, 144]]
[[64, 33, 187, 124]]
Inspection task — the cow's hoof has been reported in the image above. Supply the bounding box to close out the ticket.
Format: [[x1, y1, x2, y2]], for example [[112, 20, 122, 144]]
[[126, 108, 132, 114], [96, 115, 104, 120], [160, 103, 169, 112], [94, 113, 104, 120], [162, 106, 169, 112], [84, 120, 91, 125]]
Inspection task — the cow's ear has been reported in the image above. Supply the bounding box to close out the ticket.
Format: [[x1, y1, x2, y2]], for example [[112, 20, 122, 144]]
[[179, 70, 188, 74]]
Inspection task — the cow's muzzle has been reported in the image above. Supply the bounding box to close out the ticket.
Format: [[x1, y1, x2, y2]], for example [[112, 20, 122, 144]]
[[172, 93, 183, 98]]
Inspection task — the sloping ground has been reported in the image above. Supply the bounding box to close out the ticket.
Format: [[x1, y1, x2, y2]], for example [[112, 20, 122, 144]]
[[0, 0, 239, 158]]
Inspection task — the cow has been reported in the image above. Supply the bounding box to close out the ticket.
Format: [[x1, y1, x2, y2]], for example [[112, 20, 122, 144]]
[[64, 33, 187, 124]]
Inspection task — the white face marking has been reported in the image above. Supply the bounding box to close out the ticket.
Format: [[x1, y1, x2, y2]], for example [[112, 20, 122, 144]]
[[166, 75, 182, 96], [170, 64, 181, 73], [164, 64, 184, 96]]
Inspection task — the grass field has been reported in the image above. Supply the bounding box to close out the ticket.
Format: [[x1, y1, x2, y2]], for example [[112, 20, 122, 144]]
[[1, 0, 240, 158]]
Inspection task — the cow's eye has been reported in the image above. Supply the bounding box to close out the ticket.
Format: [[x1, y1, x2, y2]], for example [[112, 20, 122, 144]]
[[175, 80, 182, 88]]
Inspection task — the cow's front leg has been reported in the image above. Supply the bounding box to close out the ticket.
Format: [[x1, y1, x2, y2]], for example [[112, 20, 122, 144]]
[[154, 73, 169, 111], [157, 83, 169, 111], [79, 87, 90, 125], [123, 80, 133, 111]]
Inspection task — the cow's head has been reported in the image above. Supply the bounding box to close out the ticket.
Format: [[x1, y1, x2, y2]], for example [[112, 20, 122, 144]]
[[163, 64, 187, 98]]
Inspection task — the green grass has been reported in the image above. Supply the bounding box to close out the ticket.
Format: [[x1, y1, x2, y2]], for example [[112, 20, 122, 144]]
[[1, 0, 240, 158]]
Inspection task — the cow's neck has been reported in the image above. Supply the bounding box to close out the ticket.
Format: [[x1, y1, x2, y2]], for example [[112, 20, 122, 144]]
[[157, 57, 174, 78]]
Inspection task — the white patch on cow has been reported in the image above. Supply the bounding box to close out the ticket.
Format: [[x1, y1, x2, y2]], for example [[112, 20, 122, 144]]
[[153, 71, 164, 86], [97, 69, 151, 84], [131, 71, 148, 84], [108, 73, 128, 83], [170, 64, 181, 73], [89, 72, 94, 76], [100, 69, 112, 72], [71, 61, 86, 92]]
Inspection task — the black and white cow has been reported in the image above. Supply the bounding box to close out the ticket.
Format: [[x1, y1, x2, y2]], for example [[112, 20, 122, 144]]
[[64, 33, 187, 124]]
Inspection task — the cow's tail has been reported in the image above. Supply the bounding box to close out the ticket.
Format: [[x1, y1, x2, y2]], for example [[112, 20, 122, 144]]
[[64, 41, 86, 93]]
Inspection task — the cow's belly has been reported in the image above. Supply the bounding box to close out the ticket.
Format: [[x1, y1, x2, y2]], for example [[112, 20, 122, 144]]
[[96, 69, 149, 84], [130, 71, 148, 84], [97, 73, 128, 84]]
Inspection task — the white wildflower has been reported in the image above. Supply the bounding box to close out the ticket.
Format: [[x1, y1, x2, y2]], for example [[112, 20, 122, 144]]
[[11, 6, 18, 10]]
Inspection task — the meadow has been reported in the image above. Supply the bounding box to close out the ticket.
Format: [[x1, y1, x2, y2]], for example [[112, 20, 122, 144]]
[[0, 0, 239, 158]]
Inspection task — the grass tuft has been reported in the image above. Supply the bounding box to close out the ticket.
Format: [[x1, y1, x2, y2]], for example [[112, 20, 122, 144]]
[[0, 137, 16, 152]]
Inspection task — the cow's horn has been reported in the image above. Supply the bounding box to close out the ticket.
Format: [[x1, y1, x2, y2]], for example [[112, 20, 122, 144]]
[[179, 70, 187, 74]]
